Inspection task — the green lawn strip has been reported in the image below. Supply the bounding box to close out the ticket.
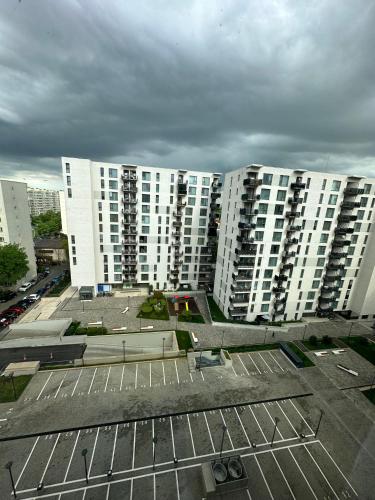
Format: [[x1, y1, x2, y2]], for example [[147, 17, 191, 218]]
[[0, 375, 32, 403], [206, 296, 282, 326], [175, 330, 192, 351], [178, 314, 205, 324], [64, 321, 81, 336], [211, 343, 280, 354], [76, 326, 108, 336], [137, 309, 169, 320], [362, 388, 375, 405], [339, 336, 375, 365], [47, 276, 71, 297], [302, 340, 339, 351], [286, 342, 315, 367], [137, 295, 170, 321]]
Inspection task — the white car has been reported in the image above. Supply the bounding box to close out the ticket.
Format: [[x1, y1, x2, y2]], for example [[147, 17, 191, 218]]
[[18, 282, 32, 292], [27, 293, 41, 302]]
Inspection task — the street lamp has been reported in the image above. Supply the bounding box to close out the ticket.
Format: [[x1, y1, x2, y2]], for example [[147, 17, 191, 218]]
[[270, 417, 279, 447], [153, 436, 158, 470], [122, 340, 126, 363], [162, 337, 165, 358], [219, 424, 227, 458], [81, 448, 88, 484], [5, 461, 16, 498], [315, 409, 324, 438]]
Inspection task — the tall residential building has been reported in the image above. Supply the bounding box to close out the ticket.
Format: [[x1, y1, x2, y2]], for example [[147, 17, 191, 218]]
[[213, 165, 375, 321], [0, 179, 37, 282], [61, 157, 221, 294], [28, 187, 61, 216]]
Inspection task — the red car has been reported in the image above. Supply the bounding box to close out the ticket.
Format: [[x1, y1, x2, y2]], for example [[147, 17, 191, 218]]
[[4, 306, 24, 315]]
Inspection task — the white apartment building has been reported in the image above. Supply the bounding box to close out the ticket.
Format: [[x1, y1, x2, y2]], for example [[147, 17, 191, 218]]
[[213, 164, 375, 321], [28, 187, 61, 216], [0, 179, 37, 282], [61, 158, 221, 295]]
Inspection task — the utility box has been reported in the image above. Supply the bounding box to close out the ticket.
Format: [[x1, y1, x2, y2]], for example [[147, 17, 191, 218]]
[[202, 456, 248, 498]]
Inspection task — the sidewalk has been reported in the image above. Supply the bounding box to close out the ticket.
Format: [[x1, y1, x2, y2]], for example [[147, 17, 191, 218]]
[[18, 286, 78, 323]]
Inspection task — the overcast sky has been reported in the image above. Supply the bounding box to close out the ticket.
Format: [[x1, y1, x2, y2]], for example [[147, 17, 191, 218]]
[[0, 0, 374, 189]]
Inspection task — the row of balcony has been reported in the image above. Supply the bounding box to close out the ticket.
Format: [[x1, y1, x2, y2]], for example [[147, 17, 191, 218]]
[[123, 198, 137, 204], [122, 185, 138, 193], [243, 178, 262, 188], [121, 174, 137, 182]]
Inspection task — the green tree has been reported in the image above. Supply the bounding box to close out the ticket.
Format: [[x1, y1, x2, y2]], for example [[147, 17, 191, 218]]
[[0, 244, 29, 287], [32, 211, 61, 237]]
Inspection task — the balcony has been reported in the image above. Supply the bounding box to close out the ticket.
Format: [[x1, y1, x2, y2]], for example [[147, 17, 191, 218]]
[[178, 181, 187, 195], [243, 178, 262, 188], [343, 187, 364, 197], [274, 297, 287, 305], [123, 219, 137, 225], [173, 211, 183, 218], [228, 307, 248, 316], [324, 275, 340, 283], [239, 208, 258, 216], [241, 193, 260, 203], [327, 263, 345, 270], [332, 238, 351, 247], [174, 259, 183, 266], [122, 229, 137, 236], [236, 235, 255, 244], [282, 251, 296, 261], [287, 225, 301, 233], [123, 247, 137, 255], [231, 284, 251, 293], [172, 240, 181, 247], [210, 202, 220, 210], [329, 252, 348, 259], [280, 263, 293, 271], [171, 269, 179, 275], [321, 285, 339, 293], [274, 274, 288, 282], [230, 296, 249, 305], [285, 211, 300, 219], [272, 286, 286, 294], [290, 181, 306, 190], [232, 272, 253, 281], [338, 214, 357, 223], [211, 192, 221, 199], [234, 259, 255, 269], [121, 173, 137, 181], [288, 197, 303, 206], [172, 229, 181, 237], [335, 227, 354, 235], [235, 247, 257, 256], [123, 198, 137, 204], [176, 200, 186, 208], [172, 221, 182, 227], [341, 201, 361, 210], [174, 250, 183, 258], [170, 277, 179, 284], [238, 222, 256, 230], [122, 185, 138, 193], [122, 208, 137, 215], [285, 238, 299, 246], [318, 296, 334, 304]]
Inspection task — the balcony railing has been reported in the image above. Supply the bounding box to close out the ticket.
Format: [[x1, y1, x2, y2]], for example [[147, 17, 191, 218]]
[[178, 181, 187, 195], [235, 247, 257, 256], [341, 201, 361, 210], [123, 198, 137, 204], [288, 197, 303, 206], [318, 296, 334, 304], [232, 272, 253, 281], [243, 178, 262, 188], [238, 222, 256, 230], [335, 227, 354, 235], [176, 200, 186, 208], [236, 236, 255, 244], [287, 225, 302, 233], [272, 286, 286, 294], [343, 187, 364, 197], [338, 214, 357, 223], [122, 208, 137, 215], [121, 174, 137, 182], [172, 240, 181, 246], [290, 181, 306, 190], [122, 230, 137, 236], [234, 259, 255, 268], [231, 284, 251, 293], [211, 192, 221, 199], [122, 185, 138, 193], [329, 252, 348, 259], [327, 263, 345, 270], [172, 221, 182, 227], [332, 238, 351, 247], [274, 274, 288, 282], [239, 208, 258, 216], [285, 238, 298, 246], [280, 263, 293, 271], [323, 275, 340, 283], [285, 211, 300, 219], [321, 285, 339, 293], [241, 194, 260, 203]]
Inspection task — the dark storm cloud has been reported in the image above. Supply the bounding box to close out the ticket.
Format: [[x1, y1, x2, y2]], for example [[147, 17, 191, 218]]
[[0, 0, 374, 187]]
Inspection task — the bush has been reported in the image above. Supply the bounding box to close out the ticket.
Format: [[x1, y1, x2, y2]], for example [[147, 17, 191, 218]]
[[76, 326, 107, 335], [322, 335, 332, 345], [65, 321, 81, 336], [141, 304, 153, 313], [359, 336, 369, 346], [149, 298, 157, 305], [154, 291, 164, 300], [180, 310, 192, 320], [309, 335, 318, 345]]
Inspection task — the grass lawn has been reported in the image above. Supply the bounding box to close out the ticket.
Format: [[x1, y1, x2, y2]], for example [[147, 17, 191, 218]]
[[137, 296, 169, 321], [178, 313, 205, 324], [363, 388, 375, 405], [286, 342, 315, 367], [175, 330, 192, 351], [64, 321, 81, 336], [339, 336, 375, 365], [302, 339, 338, 351], [47, 276, 71, 297], [0, 375, 32, 403], [76, 326, 108, 336], [212, 343, 280, 354]]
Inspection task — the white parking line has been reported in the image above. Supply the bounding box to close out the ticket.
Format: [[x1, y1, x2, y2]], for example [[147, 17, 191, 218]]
[[63, 431, 80, 482], [88, 428, 100, 477], [231, 365, 238, 377], [189, 372, 193, 383], [237, 354, 250, 375], [130, 478, 133, 500], [269, 351, 285, 372], [254, 454, 275, 500], [132, 422, 137, 469], [170, 417, 176, 458], [259, 352, 273, 373], [271, 451, 296, 499], [162, 362, 166, 386], [153, 473, 156, 500], [71, 370, 82, 396], [220, 409, 234, 449], [120, 365, 125, 391], [203, 412, 215, 452], [248, 353, 261, 374], [288, 400, 314, 435], [175, 470, 180, 500], [186, 414, 196, 456], [304, 444, 340, 500], [134, 364, 138, 389], [110, 424, 119, 469], [318, 441, 358, 497], [104, 367, 111, 392], [248, 404, 267, 442], [149, 363, 152, 387], [15, 436, 40, 488], [262, 403, 284, 439], [37, 373, 53, 400], [87, 368, 97, 395], [288, 448, 318, 500], [40, 433, 60, 483], [174, 360, 180, 384], [200, 370, 205, 381], [105, 484, 110, 500], [246, 489, 252, 500], [276, 401, 299, 437], [234, 407, 251, 447], [54, 373, 67, 399]]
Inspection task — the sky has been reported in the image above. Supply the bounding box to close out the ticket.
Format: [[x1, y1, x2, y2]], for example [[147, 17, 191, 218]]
[[0, 0, 374, 190]]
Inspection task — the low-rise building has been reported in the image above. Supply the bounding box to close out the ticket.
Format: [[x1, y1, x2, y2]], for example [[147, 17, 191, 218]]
[[34, 238, 68, 264]]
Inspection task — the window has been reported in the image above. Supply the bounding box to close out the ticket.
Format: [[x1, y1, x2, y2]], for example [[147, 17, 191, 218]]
[[142, 205, 150, 214], [65, 163, 70, 173], [142, 183, 150, 192], [262, 173, 273, 185], [198, 228, 205, 235], [317, 258, 325, 266], [184, 227, 191, 235], [201, 198, 208, 206], [268, 257, 278, 266], [307, 291, 315, 300], [141, 215, 150, 224], [325, 208, 335, 218], [364, 183, 371, 194], [203, 177, 210, 186], [189, 186, 196, 195], [353, 222, 361, 232], [317, 246, 326, 255], [279, 175, 289, 187], [100, 167, 104, 176], [199, 218, 206, 226], [305, 302, 313, 311], [109, 180, 118, 189], [200, 208, 207, 216], [314, 269, 323, 278], [142, 226, 150, 234], [261, 304, 269, 312], [328, 194, 338, 205], [142, 172, 151, 181], [110, 214, 118, 222], [272, 232, 282, 242], [189, 175, 197, 185], [142, 194, 150, 203], [140, 274, 149, 281], [110, 224, 119, 232], [275, 219, 284, 229], [258, 203, 268, 214], [275, 190, 285, 202], [312, 280, 320, 289], [264, 269, 273, 278], [188, 197, 196, 206], [109, 203, 118, 211], [255, 231, 264, 241], [260, 188, 270, 200], [109, 168, 117, 178], [185, 207, 193, 215], [68, 188, 72, 198], [109, 192, 118, 201], [360, 197, 368, 207], [256, 217, 266, 228], [357, 210, 365, 220], [263, 292, 272, 301], [270, 245, 280, 254], [331, 180, 341, 191], [201, 188, 209, 196], [274, 205, 284, 215], [66, 175, 71, 186], [184, 237, 191, 244], [320, 233, 329, 243], [322, 221, 331, 230]]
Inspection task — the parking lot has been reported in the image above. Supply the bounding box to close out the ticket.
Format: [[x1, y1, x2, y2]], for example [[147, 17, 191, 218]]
[[0, 395, 359, 500], [19, 350, 292, 405]]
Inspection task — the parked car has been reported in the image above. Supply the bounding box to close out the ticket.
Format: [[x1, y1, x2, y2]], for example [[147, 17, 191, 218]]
[[36, 287, 46, 295], [27, 293, 41, 302], [0, 290, 17, 303], [0, 310, 18, 320], [18, 282, 32, 292], [0, 317, 11, 328], [7, 306, 25, 314], [16, 300, 31, 309]]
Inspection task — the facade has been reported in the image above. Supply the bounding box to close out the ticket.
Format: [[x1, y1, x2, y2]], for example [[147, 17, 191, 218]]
[[0, 179, 37, 283], [61, 157, 221, 294], [213, 164, 375, 321], [34, 238, 68, 264], [28, 187, 61, 216], [59, 190, 67, 234]]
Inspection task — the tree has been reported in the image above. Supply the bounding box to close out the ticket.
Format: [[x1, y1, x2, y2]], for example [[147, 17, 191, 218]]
[[0, 244, 29, 287], [32, 211, 61, 238]]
